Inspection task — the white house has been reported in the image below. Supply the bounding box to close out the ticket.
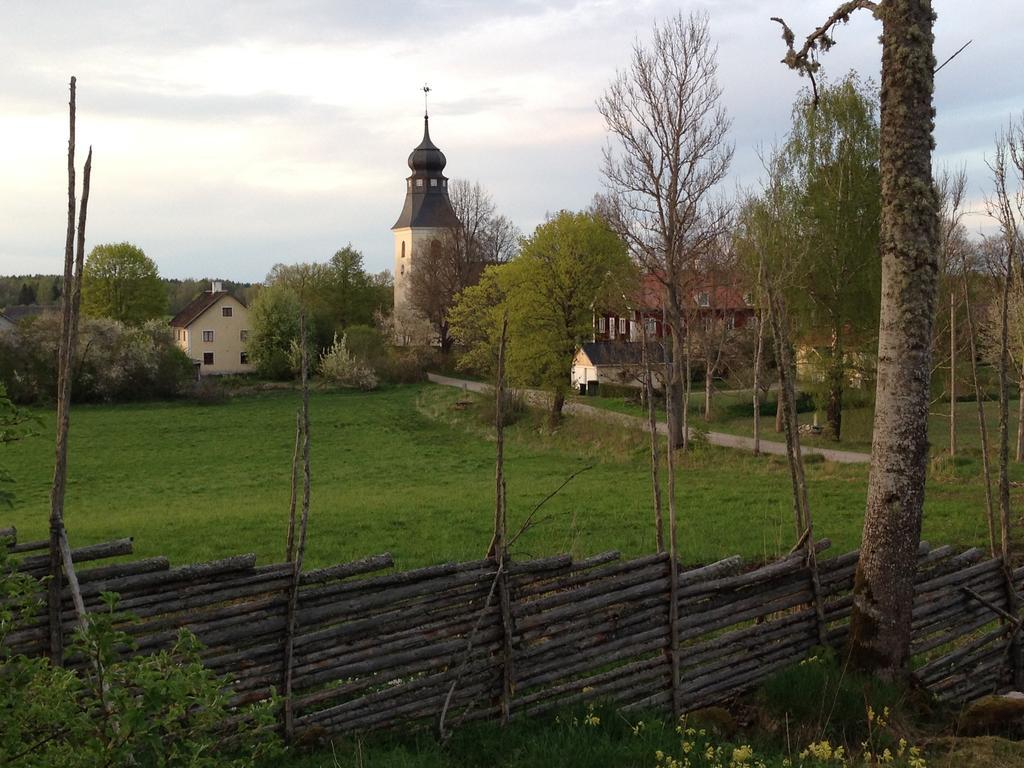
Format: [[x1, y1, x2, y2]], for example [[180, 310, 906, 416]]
[[169, 282, 252, 376]]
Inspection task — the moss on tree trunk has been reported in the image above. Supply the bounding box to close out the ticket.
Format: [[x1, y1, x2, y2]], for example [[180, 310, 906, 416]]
[[849, 0, 940, 674]]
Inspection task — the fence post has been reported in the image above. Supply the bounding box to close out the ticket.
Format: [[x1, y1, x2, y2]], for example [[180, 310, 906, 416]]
[[804, 535, 829, 648]]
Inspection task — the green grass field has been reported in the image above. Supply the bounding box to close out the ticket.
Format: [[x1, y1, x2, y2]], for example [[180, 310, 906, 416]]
[[0, 383, 1012, 571], [578, 386, 1020, 457], [4, 382, 1021, 768]]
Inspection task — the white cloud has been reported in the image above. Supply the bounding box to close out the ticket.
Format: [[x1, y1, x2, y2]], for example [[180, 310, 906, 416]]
[[0, 1, 1021, 280]]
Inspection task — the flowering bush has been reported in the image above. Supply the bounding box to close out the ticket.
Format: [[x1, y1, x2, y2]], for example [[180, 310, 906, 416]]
[[318, 332, 379, 390]]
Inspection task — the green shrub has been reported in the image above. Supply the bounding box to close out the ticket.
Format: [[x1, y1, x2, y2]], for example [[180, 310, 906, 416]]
[[377, 347, 435, 384], [0, 548, 282, 767], [0, 315, 196, 404]]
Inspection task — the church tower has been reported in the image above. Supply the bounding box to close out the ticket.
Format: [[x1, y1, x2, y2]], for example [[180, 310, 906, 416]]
[[391, 97, 460, 316]]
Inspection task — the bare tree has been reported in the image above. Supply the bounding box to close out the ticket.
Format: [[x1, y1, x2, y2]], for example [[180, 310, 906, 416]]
[[774, 0, 942, 675], [986, 120, 1024, 567], [598, 10, 733, 449], [408, 180, 520, 352]]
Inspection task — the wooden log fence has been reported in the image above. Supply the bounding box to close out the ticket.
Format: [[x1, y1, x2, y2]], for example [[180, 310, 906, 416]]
[[3, 525, 1023, 740]]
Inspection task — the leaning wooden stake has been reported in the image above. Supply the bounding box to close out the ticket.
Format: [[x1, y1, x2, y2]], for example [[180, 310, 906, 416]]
[[963, 280, 998, 558], [491, 315, 515, 724], [284, 410, 302, 562], [48, 77, 93, 661], [640, 321, 665, 552], [283, 309, 313, 740], [663, 333, 682, 720]]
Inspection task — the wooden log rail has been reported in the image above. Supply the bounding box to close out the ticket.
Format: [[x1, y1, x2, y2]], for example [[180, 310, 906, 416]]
[[4, 526, 1022, 739]]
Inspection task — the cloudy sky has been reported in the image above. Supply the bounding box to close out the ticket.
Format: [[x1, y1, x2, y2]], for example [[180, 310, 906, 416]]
[[1, 1, 1021, 282]]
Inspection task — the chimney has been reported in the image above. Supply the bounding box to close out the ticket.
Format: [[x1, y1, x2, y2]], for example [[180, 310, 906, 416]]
[[211, 281, 223, 293]]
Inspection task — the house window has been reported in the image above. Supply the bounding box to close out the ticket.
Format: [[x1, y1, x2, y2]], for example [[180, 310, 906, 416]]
[[240, 352, 249, 365], [725, 315, 736, 330], [609, 317, 616, 338], [202, 330, 214, 342], [598, 317, 607, 334], [203, 352, 214, 365], [619, 317, 627, 335], [743, 292, 753, 306], [697, 292, 710, 307], [703, 317, 712, 332], [645, 318, 658, 336], [222, 306, 233, 317], [415, 179, 424, 187], [240, 329, 249, 342], [430, 178, 438, 187]]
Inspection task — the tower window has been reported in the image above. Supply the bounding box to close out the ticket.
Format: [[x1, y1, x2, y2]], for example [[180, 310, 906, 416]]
[[415, 179, 424, 188], [430, 178, 438, 187], [401, 241, 406, 259], [400, 264, 405, 275]]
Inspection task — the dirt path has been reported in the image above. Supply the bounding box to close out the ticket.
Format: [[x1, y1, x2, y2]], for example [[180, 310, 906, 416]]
[[427, 373, 871, 465]]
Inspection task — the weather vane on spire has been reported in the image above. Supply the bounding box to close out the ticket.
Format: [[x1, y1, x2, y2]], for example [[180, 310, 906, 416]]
[[423, 83, 431, 118]]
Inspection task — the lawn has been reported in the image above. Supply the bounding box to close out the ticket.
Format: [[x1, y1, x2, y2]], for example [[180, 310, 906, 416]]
[[579, 386, 1021, 457], [0, 383, 1012, 570]]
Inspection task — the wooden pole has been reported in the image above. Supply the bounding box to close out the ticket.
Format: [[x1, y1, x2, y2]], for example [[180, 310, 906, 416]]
[[285, 410, 301, 562], [963, 280, 998, 558], [491, 315, 514, 724], [283, 309, 313, 740], [663, 330, 682, 720], [640, 321, 665, 552], [49, 77, 92, 660]]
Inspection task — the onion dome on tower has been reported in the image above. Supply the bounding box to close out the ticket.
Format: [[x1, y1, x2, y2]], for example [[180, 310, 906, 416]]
[[392, 114, 460, 229]]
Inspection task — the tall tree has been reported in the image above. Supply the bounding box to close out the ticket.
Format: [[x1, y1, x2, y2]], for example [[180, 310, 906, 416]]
[[504, 211, 635, 425], [774, 0, 941, 675], [408, 180, 519, 352], [598, 10, 733, 449], [784, 75, 881, 440], [81, 242, 166, 325]]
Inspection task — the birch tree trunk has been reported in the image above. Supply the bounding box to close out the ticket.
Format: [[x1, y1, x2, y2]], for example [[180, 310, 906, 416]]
[[849, 0, 940, 674]]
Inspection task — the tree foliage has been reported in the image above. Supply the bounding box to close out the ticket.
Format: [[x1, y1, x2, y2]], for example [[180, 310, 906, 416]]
[[250, 246, 391, 377], [0, 314, 194, 404], [451, 211, 634, 422], [783, 75, 881, 439], [0, 549, 281, 767], [81, 242, 167, 325]]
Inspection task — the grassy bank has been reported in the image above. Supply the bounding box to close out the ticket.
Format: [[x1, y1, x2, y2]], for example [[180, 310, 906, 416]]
[[0, 383, 1010, 569]]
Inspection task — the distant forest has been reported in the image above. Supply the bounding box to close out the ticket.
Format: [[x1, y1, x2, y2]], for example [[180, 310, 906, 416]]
[[0, 275, 257, 316]]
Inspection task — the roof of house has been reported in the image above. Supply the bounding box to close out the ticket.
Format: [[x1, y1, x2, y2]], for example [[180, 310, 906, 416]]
[[578, 341, 666, 367], [170, 290, 244, 328]]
